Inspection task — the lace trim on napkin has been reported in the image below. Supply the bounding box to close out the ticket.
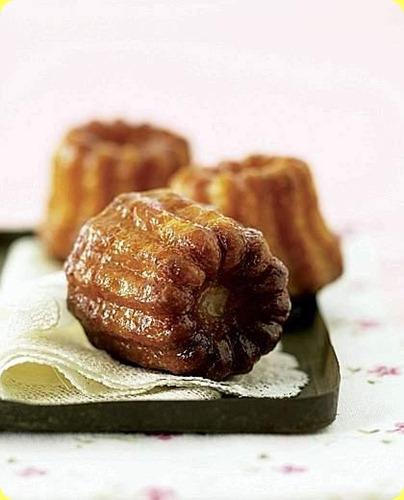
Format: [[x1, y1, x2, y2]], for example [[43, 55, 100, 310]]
[[0, 256, 308, 404]]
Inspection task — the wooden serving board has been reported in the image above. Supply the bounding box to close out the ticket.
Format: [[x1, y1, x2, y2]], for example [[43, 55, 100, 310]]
[[0, 232, 340, 434]]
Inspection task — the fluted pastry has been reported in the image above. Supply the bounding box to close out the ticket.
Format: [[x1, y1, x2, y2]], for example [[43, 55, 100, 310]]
[[170, 156, 343, 296], [42, 120, 190, 260], [65, 190, 290, 380]]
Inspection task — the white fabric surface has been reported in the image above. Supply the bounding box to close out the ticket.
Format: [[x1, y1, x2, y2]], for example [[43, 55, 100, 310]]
[[0, 236, 60, 291], [0, 233, 403, 500]]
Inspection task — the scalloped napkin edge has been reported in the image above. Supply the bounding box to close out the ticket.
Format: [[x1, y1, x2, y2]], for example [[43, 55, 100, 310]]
[[0, 238, 308, 405]]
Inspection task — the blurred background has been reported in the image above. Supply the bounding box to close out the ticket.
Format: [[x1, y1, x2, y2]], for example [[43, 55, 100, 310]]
[[1, 0, 403, 310]]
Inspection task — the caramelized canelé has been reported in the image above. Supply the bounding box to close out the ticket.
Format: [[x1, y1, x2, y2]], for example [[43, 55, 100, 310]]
[[170, 156, 343, 296], [65, 190, 290, 380], [42, 120, 190, 261]]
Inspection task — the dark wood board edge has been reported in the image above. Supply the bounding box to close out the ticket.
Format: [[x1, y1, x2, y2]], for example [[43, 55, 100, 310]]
[[0, 231, 340, 434], [0, 390, 338, 434]]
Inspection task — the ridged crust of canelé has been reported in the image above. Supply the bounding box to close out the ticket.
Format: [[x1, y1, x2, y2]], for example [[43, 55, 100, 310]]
[[65, 190, 290, 380], [170, 156, 343, 296], [42, 120, 190, 261]]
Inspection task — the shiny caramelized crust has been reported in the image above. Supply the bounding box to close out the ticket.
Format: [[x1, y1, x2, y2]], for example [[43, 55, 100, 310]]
[[42, 120, 190, 260], [170, 156, 343, 295], [65, 190, 290, 380]]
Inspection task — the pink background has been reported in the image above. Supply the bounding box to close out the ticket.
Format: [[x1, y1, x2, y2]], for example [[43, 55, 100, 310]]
[[1, 0, 403, 315]]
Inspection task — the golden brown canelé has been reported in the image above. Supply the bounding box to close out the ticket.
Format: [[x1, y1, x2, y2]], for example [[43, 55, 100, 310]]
[[170, 155, 343, 296], [42, 120, 191, 261], [65, 190, 290, 380]]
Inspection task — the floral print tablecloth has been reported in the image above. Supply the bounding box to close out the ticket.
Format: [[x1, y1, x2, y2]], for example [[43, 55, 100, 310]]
[[0, 225, 403, 500]]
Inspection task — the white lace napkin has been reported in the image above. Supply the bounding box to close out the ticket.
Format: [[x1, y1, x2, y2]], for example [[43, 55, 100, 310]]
[[0, 236, 61, 291], [0, 238, 308, 404]]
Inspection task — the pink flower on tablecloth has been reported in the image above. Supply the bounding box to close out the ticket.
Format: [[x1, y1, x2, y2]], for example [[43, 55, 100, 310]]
[[275, 464, 307, 474], [368, 365, 401, 377], [356, 319, 381, 330], [143, 487, 176, 500], [17, 467, 47, 477], [390, 422, 404, 434]]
